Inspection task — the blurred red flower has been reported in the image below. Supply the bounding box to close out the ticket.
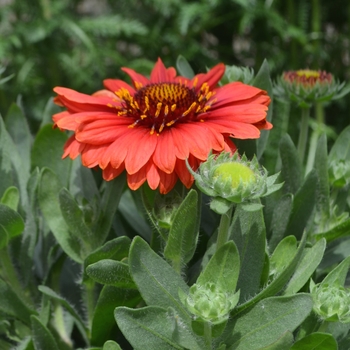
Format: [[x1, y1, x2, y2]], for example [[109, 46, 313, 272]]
[[53, 58, 271, 194]]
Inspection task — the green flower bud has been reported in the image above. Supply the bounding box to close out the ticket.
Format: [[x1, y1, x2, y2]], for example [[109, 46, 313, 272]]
[[182, 282, 239, 324], [311, 282, 350, 323], [187, 152, 283, 214], [274, 69, 350, 108]]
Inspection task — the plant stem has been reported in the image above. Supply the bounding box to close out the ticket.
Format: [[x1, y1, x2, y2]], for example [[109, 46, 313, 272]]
[[203, 321, 212, 349], [297, 107, 310, 164], [305, 102, 324, 174], [216, 205, 234, 252], [317, 320, 329, 333]]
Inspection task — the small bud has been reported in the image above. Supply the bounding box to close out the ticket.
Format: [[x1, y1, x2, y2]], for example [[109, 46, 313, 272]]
[[311, 282, 350, 323]]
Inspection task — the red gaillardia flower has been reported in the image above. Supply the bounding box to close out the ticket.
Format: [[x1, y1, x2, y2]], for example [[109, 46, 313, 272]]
[[53, 58, 271, 194]]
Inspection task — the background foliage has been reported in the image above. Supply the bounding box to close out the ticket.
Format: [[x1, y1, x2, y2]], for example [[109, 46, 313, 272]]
[[0, 0, 349, 133]]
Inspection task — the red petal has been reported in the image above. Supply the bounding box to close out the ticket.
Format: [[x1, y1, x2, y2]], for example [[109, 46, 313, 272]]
[[158, 170, 178, 194], [152, 132, 177, 174], [103, 79, 135, 94], [146, 161, 160, 190], [63, 135, 84, 159], [150, 58, 176, 83], [175, 158, 195, 188], [103, 163, 125, 181], [191, 63, 225, 90], [81, 144, 109, 167], [205, 119, 261, 139], [124, 129, 157, 174], [121, 67, 150, 89]]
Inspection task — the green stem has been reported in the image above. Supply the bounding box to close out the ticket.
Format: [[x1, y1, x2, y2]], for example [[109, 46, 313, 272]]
[[83, 281, 96, 330], [0, 247, 33, 307], [297, 107, 310, 164], [203, 321, 212, 349], [305, 102, 324, 174], [317, 320, 329, 333], [216, 205, 234, 252]]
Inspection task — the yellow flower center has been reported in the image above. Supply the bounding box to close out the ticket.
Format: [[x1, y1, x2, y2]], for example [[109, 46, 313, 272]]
[[296, 70, 320, 79], [213, 162, 256, 189], [115, 82, 215, 135]]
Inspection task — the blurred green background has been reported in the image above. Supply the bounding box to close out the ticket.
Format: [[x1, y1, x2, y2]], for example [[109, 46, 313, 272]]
[[0, 0, 349, 133]]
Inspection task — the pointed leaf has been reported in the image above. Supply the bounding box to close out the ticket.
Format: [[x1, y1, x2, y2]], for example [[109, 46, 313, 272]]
[[285, 170, 318, 240], [86, 259, 136, 288], [224, 294, 313, 349], [284, 238, 326, 295], [91, 286, 141, 346], [176, 55, 195, 78], [164, 189, 200, 265], [31, 315, 60, 350], [329, 125, 350, 162], [0, 186, 19, 210], [280, 134, 303, 195], [0, 203, 24, 245], [129, 236, 190, 320], [103, 340, 122, 350], [38, 168, 83, 263], [197, 241, 240, 294], [321, 255, 350, 287], [291, 332, 337, 349]]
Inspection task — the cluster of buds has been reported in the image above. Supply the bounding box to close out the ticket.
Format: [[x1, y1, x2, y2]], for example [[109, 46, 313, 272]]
[[188, 152, 283, 214], [274, 69, 348, 108]]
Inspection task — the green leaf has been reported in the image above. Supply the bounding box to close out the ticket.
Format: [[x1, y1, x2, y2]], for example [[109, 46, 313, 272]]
[[0, 203, 24, 246], [38, 168, 83, 263], [164, 189, 200, 266], [329, 125, 350, 162], [268, 194, 293, 250], [115, 306, 202, 350], [253, 59, 273, 160], [260, 331, 294, 349], [38, 286, 88, 343], [83, 236, 131, 277], [102, 341, 122, 350], [0, 186, 19, 210], [129, 236, 190, 320], [4, 103, 32, 175], [197, 241, 240, 294], [280, 134, 303, 195], [269, 235, 297, 278], [313, 134, 330, 215], [94, 174, 126, 245], [285, 170, 318, 240], [59, 188, 93, 245], [91, 286, 141, 346], [0, 278, 36, 326], [291, 332, 337, 349], [230, 204, 266, 301], [321, 255, 350, 287], [315, 218, 350, 242], [30, 315, 60, 350], [234, 231, 307, 314], [284, 238, 326, 295], [86, 259, 136, 288], [31, 124, 71, 188], [224, 294, 313, 349], [176, 55, 195, 78]]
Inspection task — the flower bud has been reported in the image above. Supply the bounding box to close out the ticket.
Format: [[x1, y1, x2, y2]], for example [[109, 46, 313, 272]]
[[311, 282, 350, 323]]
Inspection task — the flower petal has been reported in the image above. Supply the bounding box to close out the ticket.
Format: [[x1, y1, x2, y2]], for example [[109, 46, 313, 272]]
[[121, 67, 150, 89], [103, 79, 136, 95], [63, 135, 84, 159], [124, 129, 157, 174], [103, 163, 125, 181], [150, 58, 177, 83], [159, 169, 178, 194], [152, 131, 177, 174], [191, 63, 225, 90]]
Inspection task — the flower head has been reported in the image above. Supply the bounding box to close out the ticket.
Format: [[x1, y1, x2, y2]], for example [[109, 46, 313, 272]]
[[275, 69, 348, 108], [188, 151, 283, 214], [53, 58, 271, 194]]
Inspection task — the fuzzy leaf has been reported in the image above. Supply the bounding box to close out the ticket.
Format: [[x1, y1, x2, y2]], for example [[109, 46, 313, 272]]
[[224, 294, 313, 349], [280, 134, 303, 195], [38, 168, 83, 263], [164, 189, 200, 265], [284, 238, 326, 295], [129, 236, 190, 320], [321, 255, 350, 287], [86, 259, 136, 288], [176, 55, 195, 78], [103, 341, 122, 350], [0, 203, 24, 248], [291, 332, 337, 349], [197, 241, 240, 294], [91, 286, 141, 346], [31, 315, 59, 350], [0, 186, 19, 210]]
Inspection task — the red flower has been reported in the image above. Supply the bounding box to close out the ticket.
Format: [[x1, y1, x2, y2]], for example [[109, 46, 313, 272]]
[[53, 58, 271, 194]]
